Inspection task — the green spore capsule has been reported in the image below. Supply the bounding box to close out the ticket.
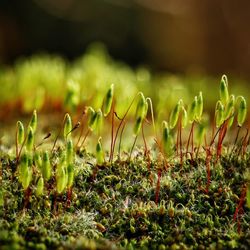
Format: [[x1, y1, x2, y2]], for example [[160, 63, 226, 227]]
[[196, 92, 203, 121], [87, 107, 97, 131], [20, 161, 32, 190], [237, 96, 247, 127], [42, 151, 51, 181], [95, 109, 103, 132], [133, 93, 148, 136], [56, 164, 67, 194], [181, 106, 188, 128], [196, 123, 206, 145], [67, 163, 74, 188], [16, 121, 25, 145], [34, 152, 42, 171], [63, 113, 72, 140], [188, 96, 198, 122], [215, 101, 224, 128], [228, 114, 234, 128], [169, 101, 181, 129], [36, 177, 44, 196], [224, 95, 235, 120], [220, 74, 229, 104], [66, 139, 74, 164], [19, 153, 29, 184], [103, 84, 114, 117], [96, 137, 104, 165], [162, 121, 173, 157], [26, 126, 34, 152], [133, 116, 143, 136], [22, 168, 32, 190], [29, 110, 37, 133], [135, 92, 147, 120]]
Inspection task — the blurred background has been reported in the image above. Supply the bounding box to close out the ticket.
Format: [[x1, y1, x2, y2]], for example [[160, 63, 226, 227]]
[[1, 0, 250, 77]]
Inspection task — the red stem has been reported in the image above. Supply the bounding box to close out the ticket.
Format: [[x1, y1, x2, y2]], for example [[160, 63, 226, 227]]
[[155, 169, 162, 205], [186, 122, 194, 158]]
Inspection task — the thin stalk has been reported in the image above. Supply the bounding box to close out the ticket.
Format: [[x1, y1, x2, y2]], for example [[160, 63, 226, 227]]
[[186, 122, 195, 158], [75, 111, 86, 148], [141, 121, 148, 157], [216, 120, 228, 161], [110, 93, 139, 162], [233, 184, 247, 233], [205, 149, 212, 193], [118, 122, 126, 160], [241, 128, 249, 156], [235, 135, 248, 158], [142, 121, 152, 171], [146, 97, 156, 138], [35, 133, 52, 149], [129, 135, 138, 161], [51, 115, 67, 152], [109, 104, 115, 162], [17, 134, 27, 163], [176, 123, 179, 157], [230, 125, 241, 157], [79, 128, 91, 149], [15, 129, 18, 160], [179, 117, 183, 166]]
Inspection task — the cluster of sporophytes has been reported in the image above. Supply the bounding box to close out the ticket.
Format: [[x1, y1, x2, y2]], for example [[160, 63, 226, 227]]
[[0, 75, 250, 249], [1, 43, 250, 120]]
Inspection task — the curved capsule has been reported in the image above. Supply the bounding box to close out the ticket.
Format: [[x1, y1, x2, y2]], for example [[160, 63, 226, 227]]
[[169, 101, 181, 129], [196, 123, 206, 145], [29, 110, 37, 133], [133, 116, 143, 136], [95, 109, 103, 132], [181, 106, 188, 128], [135, 92, 147, 120], [34, 152, 42, 170], [22, 167, 32, 190], [63, 113, 72, 139], [19, 153, 29, 184], [103, 84, 114, 117], [16, 121, 25, 145], [42, 151, 51, 181], [220, 74, 229, 104], [26, 126, 34, 152], [36, 177, 44, 196], [224, 95, 235, 119], [162, 121, 173, 157], [87, 107, 97, 131], [66, 139, 74, 164], [56, 164, 67, 194], [237, 96, 247, 126], [96, 137, 104, 165], [215, 101, 224, 128], [67, 163, 74, 188], [133, 93, 148, 136], [188, 96, 198, 123], [196, 92, 203, 121]]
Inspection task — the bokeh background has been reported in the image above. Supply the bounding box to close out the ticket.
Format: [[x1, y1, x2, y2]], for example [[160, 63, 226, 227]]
[[1, 0, 250, 78]]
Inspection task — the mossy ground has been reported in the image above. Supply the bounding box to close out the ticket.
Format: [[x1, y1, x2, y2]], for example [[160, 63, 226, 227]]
[[1, 146, 250, 250]]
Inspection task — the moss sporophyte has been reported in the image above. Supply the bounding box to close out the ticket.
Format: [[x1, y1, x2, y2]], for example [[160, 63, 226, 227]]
[[0, 74, 250, 249]]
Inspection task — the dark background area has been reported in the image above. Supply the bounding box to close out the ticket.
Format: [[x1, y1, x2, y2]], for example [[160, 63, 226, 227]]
[[1, 0, 250, 78]]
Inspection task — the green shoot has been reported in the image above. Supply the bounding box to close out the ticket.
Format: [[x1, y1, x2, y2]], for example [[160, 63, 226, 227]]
[[102, 84, 114, 117], [220, 74, 229, 104]]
